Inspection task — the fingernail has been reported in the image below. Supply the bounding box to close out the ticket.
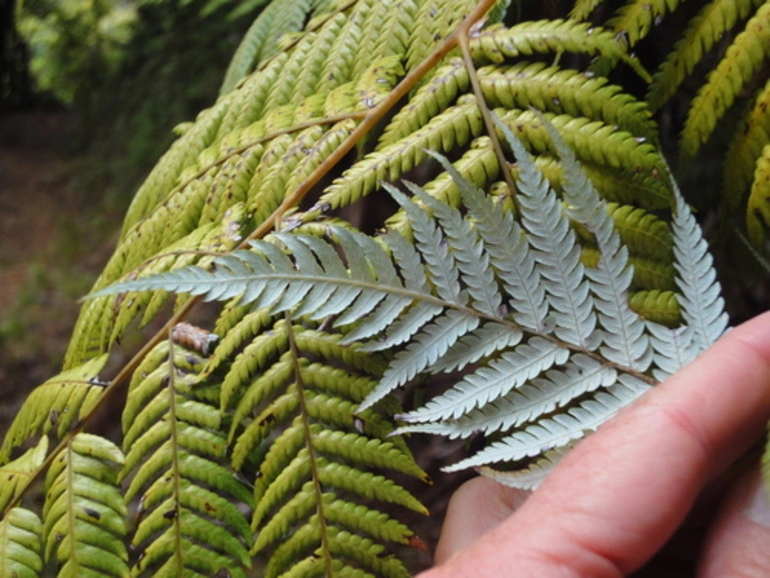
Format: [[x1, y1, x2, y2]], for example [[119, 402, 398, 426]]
[[745, 473, 770, 528]]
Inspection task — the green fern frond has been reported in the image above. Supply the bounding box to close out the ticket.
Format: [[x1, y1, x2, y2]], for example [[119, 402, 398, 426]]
[[92, 251, 427, 575], [405, 0, 477, 72], [65, 0, 676, 372], [379, 58, 469, 147], [496, 109, 671, 196], [605, 0, 682, 49], [747, 143, 770, 250], [479, 62, 658, 143], [0, 508, 43, 578], [20, 3, 746, 574], [43, 434, 128, 577], [647, 0, 765, 111], [724, 78, 770, 209], [569, 0, 605, 21], [119, 339, 253, 577], [573, 202, 673, 262], [0, 356, 108, 464], [469, 18, 628, 65], [318, 97, 484, 210], [681, 2, 770, 158], [221, 319, 425, 576], [628, 290, 681, 325], [354, 0, 417, 79], [219, 0, 316, 95], [0, 437, 48, 513]]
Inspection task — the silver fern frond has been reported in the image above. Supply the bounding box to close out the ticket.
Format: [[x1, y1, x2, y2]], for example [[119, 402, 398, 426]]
[[91, 115, 726, 488]]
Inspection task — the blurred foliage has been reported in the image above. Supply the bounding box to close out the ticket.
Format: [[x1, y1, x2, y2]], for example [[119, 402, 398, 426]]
[[1, 0, 31, 107], [10, 0, 255, 178], [83, 0, 254, 186], [17, 0, 138, 104]]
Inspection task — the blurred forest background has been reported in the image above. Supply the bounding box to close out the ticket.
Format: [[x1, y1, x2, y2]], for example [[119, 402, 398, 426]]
[[0, 0, 261, 414]]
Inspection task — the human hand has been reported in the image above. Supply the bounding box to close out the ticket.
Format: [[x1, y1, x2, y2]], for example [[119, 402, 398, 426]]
[[420, 311, 770, 577]]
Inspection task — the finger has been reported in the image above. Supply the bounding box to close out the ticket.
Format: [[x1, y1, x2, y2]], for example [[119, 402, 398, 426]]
[[697, 465, 770, 577], [433, 477, 529, 564], [420, 311, 770, 578]]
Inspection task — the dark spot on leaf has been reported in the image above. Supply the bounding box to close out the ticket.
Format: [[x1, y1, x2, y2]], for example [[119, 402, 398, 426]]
[[163, 509, 178, 520], [258, 413, 276, 426], [83, 507, 100, 520]]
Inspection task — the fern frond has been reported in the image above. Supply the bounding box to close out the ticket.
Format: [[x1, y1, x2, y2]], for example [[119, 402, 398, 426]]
[[402, 338, 568, 424], [0, 508, 43, 578], [747, 143, 770, 250], [500, 118, 599, 349], [647, 0, 764, 111], [545, 116, 653, 370], [319, 97, 484, 211], [0, 436, 48, 513], [569, 0, 605, 21], [219, 0, 315, 95], [43, 434, 128, 577], [405, 0, 477, 72], [379, 58, 469, 147], [681, 2, 770, 158], [354, 0, 417, 80], [670, 180, 728, 351], [469, 19, 628, 65], [431, 153, 549, 332], [0, 356, 108, 464], [221, 319, 425, 576], [446, 377, 650, 471], [723, 78, 770, 209], [402, 356, 616, 439], [497, 109, 670, 183], [628, 290, 681, 325], [120, 339, 253, 577], [478, 446, 572, 490], [605, 0, 682, 49], [97, 126, 714, 484], [480, 62, 658, 143]]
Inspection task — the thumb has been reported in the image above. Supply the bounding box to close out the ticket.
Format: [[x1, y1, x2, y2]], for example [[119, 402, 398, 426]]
[[697, 465, 770, 577], [433, 476, 529, 564]]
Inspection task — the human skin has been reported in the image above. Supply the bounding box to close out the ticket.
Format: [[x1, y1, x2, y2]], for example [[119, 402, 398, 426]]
[[420, 311, 770, 578]]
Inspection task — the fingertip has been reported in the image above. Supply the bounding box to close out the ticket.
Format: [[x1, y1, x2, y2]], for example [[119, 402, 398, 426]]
[[434, 476, 530, 565], [697, 466, 770, 577]]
